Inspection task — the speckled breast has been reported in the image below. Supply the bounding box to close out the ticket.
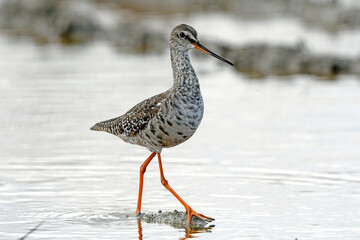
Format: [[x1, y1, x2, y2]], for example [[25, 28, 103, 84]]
[[138, 90, 203, 152]]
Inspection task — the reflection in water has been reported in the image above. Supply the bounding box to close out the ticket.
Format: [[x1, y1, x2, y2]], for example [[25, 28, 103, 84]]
[[137, 219, 142, 240], [137, 218, 214, 240], [180, 225, 214, 240]]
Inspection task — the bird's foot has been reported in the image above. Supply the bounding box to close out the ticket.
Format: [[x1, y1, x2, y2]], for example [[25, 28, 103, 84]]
[[187, 207, 214, 225]]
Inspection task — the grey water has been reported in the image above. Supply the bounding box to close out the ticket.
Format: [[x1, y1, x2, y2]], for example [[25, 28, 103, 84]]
[[1, 33, 360, 239]]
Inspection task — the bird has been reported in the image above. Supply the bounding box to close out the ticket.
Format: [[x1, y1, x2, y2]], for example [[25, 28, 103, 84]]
[[91, 24, 234, 225]]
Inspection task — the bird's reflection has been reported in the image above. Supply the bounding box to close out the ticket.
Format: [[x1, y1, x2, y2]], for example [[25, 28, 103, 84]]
[[137, 218, 143, 240], [137, 218, 214, 240], [180, 224, 214, 240]]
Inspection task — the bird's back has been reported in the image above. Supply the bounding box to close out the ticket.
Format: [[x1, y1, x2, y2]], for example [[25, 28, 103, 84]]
[[91, 90, 170, 139]]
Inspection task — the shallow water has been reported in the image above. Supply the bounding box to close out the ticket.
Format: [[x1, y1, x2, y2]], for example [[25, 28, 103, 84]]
[[1, 33, 360, 240]]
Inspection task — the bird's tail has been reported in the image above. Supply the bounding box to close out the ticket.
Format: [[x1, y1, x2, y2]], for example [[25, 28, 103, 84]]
[[90, 123, 104, 131], [90, 116, 122, 134]]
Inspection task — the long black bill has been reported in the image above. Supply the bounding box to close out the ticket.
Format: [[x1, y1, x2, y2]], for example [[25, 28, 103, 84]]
[[192, 42, 234, 67]]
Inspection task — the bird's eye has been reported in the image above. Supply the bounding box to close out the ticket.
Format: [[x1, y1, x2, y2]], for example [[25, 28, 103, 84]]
[[178, 32, 186, 39]]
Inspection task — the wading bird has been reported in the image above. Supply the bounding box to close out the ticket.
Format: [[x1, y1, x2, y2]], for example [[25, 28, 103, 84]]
[[91, 24, 233, 224]]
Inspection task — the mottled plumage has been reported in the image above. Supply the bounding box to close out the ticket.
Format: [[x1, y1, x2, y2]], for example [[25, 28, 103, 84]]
[[90, 24, 233, 225], [91, 24, 205, 153], [91, 91, 170, 140]]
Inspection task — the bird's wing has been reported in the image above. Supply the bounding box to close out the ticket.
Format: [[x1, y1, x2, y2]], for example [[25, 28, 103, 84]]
[[90, 90, 170, 137]]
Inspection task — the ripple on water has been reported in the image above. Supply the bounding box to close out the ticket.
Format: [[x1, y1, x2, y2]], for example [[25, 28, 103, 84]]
[[217, 167, 360, 187]]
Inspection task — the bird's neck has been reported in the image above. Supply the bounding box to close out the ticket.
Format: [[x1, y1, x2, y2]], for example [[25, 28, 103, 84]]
[[170, 48, 200, 90]]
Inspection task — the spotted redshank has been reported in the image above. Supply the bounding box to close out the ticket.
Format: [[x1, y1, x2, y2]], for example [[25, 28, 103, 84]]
[[91, 24, 233, 225]]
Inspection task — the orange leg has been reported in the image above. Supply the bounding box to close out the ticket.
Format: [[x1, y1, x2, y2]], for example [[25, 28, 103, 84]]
[[156, 153, 214, 224], [136, 152, 157, 214]]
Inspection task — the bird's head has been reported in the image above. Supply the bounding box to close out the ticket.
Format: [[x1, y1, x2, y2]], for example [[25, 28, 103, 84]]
[[170, 24, 234, 66]]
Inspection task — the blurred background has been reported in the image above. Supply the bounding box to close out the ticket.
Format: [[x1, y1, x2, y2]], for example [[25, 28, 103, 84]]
[[0, 0, 360, 239]]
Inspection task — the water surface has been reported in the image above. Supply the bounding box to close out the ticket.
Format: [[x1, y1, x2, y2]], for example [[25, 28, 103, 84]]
[[0, 34, 360, 240]]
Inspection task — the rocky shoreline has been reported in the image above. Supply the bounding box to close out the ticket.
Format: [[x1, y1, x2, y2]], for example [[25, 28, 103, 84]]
[[1, 0, 359, 78]]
